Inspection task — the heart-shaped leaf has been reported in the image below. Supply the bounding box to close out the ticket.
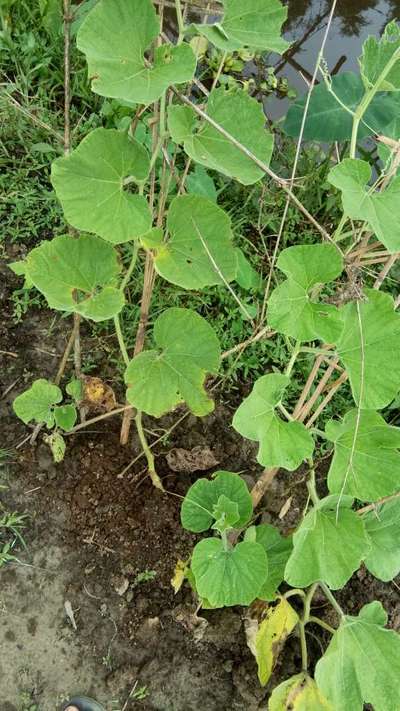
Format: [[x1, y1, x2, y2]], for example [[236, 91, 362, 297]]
[[168, 88, 274, 185], [315, 601, 400, 711], [13, 379, 62, 428], [143, 195, 238, 289], [194, 0, 289, 53], [329, 158, 400, 253], [337, 289, 400, 409], [191, 538, 268, 607], [24, 234, 125, 322], [284, 496, 370, 589], [181, 470, 253, 532], [269, 673, 333, 711], [360, 20, 400, 92], [363, 499, 400, 581], [268, 244, 343, 342], [51, 128, 151, 244], [232, 374, 315, 470], [245, 525, 292, 601], [283, 72, 400, 142], [54, 404, 77, 432], [77, 0, 196, 104], [326, 409, 400, 501], [125, 308, 220, 418]]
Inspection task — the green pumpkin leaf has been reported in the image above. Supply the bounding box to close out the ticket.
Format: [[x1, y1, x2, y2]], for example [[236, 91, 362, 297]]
[[315, 601, 400, 711], [181, 471, 253, 532], [25, 234, 124, 322], [77, 0, 196, 104], [13, 379, 62, 428], [232, 374, 314, 470], [360, 21, 400, 92], [125, 308, 220, 418], [269, 673, 333, 711], [329, 158, 400, 253], [363, 499, 400, 581], [54, 404, 77, 432], [254, 598, 299, 686], [245, 525, 293, 601], [51, 128, 151, 244], [168, 89, 274, 185], [283, 72, 400, 141], [186, 165, 218, 202], [191, 538, 268, 607], [337, 289, 400, 409], [194, 0, 289, 53], [211, 495, 240, 533], [326, 409, 400, 502], [268, 244, 343, 342], [284, 496, 370, 589], [66, 378, 83, 402], [151, 195, 238, 289]]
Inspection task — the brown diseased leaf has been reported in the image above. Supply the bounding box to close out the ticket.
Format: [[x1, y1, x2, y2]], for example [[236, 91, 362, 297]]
[[166, 446, 219, 473], [82, 376, 116, 412]]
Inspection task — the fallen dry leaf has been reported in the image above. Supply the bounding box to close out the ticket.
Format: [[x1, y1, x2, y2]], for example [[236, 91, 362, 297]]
[[82, 376, 116, 412], [166, 446, 219, 473]]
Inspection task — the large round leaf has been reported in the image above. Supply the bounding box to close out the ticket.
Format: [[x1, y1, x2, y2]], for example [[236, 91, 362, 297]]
[[284, 496, 370, 590], [144, 195, 237, 289], [194, 0, 289, 53], [329, 158, 400, 253], [232, 374, 314, 470], [77, 0, 196, 104], [191, 538, 268, 607], [283, 72, 400, 142], [326, 409, 400, 502], [337, 289, 400, 410], [267, 244, 343, 342], [168, 89, 274, 185], [25, 234, 124, 322], [315, 602, 400, 711], [181, 471, 253, 532], [125, 308, 220, 418], [13, 379, 62, 428], [52, 128, 151, 244]]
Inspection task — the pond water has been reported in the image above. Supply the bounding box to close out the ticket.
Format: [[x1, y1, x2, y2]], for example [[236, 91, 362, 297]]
[[276, 0, 400, 117]]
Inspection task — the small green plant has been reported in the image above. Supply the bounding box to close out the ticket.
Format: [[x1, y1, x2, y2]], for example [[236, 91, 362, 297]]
[[133, 569, 157, 587], [12, 378, 82, 461], [10, 0, 400, 706]]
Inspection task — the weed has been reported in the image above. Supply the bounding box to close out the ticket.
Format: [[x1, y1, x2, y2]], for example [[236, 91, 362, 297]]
[[133, 569, 157, 587]]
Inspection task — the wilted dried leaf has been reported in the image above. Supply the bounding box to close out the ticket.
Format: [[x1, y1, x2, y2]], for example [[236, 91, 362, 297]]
[[83, 376, 116, 412], [166, 446, 219, 473]]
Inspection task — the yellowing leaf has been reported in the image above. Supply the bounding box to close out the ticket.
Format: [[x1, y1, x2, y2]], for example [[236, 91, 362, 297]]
[[171, 559, 190, 594], [255, 598, 299, 686], [269, 673, 333, 711]]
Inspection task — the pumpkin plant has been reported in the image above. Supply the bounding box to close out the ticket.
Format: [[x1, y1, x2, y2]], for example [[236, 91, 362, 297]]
[[10, 0, 400, 706]]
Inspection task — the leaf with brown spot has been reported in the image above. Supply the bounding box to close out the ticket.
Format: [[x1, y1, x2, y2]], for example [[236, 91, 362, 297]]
[[253, 598, 299, 686], [83, 376, 116, 412]]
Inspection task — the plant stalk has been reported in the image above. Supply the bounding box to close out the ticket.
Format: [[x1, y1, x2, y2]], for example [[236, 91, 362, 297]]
[[350, 47, 400, 158], [135, 411, 164, 490]]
